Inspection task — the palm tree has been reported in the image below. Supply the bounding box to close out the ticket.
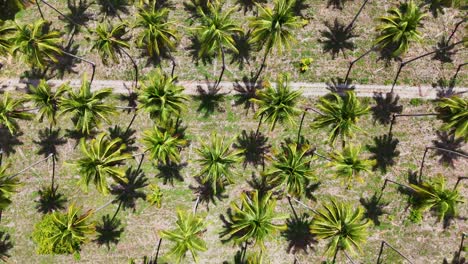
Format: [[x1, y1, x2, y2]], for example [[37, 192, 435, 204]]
[[159, 210, 207, 263], [10, 20, 63, 69], [135, 5, 178, 65], [0, 165, 20, 221], [311, 91, 369, 147], [251, 74, 302, 134], [310, 199, 369, 262], [60, 75, 115, 135], [410, 175, 464, 224], [142, 125, 187, 165], [329, 144, 375, 187], [435, 96, 467, 141], [375, 0, 426, 57], [221, 190, 286, 247], [264, 142, 315, 199], [249, 0, 306, 83], [196, 1, 243, 89], [27, 80, 69, 127], [0, 20, 15, 68], [0, 92, 33, 135], [196, 133, 243, 194], [75, 133, 131, 195], [91, 22, 139, 89], [138, 70, 188, 122]]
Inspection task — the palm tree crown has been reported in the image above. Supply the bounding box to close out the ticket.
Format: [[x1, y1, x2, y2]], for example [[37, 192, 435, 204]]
[[0, 165, 20, 213], [435, 96, 468, 141], [329, 144, 375, 186], [91, 22, 130, 66], [0, 92, 33, 135], [375, 0, 426, 57], [310, 199, 369, 259], [311, 91, 369, 146], [138, 70, 188, 121], [142, 125, 187, 165], [60, 75, 115, 135], [160, 210, 207, 263], [251, 74, 302, 131], [75, 133, 131, 195], [10, 20, 63, 69], [27, 80, 69, 126]]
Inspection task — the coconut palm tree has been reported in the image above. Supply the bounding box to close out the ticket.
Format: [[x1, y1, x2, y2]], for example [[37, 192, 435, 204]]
[[159, 210, 207, 263], [142, 125, 187, 165], [329, 144, 375, 187], [196, 133, 243, 194], [60, 75, 115, 135], [311, 91, 369, 147], [410, 175, 464, 224], [32, 204, 95, 254], [27, 80, 69, 127], [138, 70, 188, 122], [135, 5, 178, 64], [264, 142, 315, 199], [195, 1, 243, 89], [221, 190, 286, 247], [75, 133, 131, 195], [0, 92, 33, 135], [249, 0, 306, 83], [251, 74, 302, 134], [0, 165, 20, 221], [310, 199, 369, 262], [91, 22, 139, 89], [10, 20, 63, 69], [435, 96, 467, 141], [375, 0, 426, 57]]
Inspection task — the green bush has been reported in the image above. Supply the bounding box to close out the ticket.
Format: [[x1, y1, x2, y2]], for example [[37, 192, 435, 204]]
[[32, 214, 74, 255]]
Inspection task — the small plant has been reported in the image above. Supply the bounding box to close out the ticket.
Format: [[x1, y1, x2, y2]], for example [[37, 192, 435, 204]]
[[409, 98, 423, 106], [146, 184, 163, 208], [299, 58, 313, 73]]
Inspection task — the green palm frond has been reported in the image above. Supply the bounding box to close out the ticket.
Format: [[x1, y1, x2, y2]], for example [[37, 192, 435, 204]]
[[60, 75, 115, 135], [264, 142, 316, 198], [138, 70, 188, 121], [159, 210, 207, 264], [196, 133, 243, 194], [375, 0, 426, 57], [249, 0, 307, 53], [142, 125, 187, 165], [221, 190, 287, 247], [435, 96, 468, 141], [75, 133, 131, 195], [251, 74, 302, 131], [135, 6, 178, 58], [27, 79, 69, 126], [410, 175, 464, 222], [10, 20, 63, 69], [0, 20, 15, 56], [0, 165, 20, 211], [91, 22, 130, 65], [0, 92, 33, 135], [328, 144, 375, 186], [311, 91, 369, 146], [310, 199, 369, 258]]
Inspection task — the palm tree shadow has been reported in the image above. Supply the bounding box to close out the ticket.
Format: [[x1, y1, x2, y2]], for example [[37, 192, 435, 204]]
[[156, 162, 187, 185], [183, 0, 209, 20], [326, 77, 355, 93], [371, 92, 403, 125], [187, 35, 214, 65], [0, 231, 13, 261], [359, 192, 389, 226], [118, 85, 138, 113], [33, 128, 67, 158], [236, 0, 267, 14], [229, 31, 254, 70], [64, 128, 97, 148], [194, 81, 227, 117], [432, 131, 466, 167], [50, 42, 80, 79], [292, 0, 310, 18], [110, 167, 148, 211], [246, 173, 279, 198], [108, 125, 138, 154], [282, 213, 317, 253], [233, 130, 270, 169], [35, 185, 67, 214], [189, 177, 228, 211], [64, 0, 93, 35], [319, 19, 357, 59], [305, 182, 321, 202], [327, 0, 350, 10], [95, 214, 124, 250], [443, 250, 466, 264], [367, 134, 400, 173], [233, 75, 262, 114], [432, 36, 457, 64], [96, 0, 130, 20], [432, 77, 461, 99], [0, 128, 23, 157]]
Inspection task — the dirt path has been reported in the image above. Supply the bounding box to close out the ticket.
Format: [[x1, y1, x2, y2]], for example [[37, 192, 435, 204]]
[[1, 78, 466, 99]]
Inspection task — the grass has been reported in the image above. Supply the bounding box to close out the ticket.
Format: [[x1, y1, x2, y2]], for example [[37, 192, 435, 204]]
[[0, 91, 466, 263]]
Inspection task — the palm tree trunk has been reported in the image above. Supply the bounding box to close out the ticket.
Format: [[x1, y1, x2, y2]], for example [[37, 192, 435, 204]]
[[35, 0, 45, 20], [124, 110, 138, 135], [193, 195, 200, 214], [240, 242, 248, 263], [61, 50, 96, 84], [255, 113, 264, 138], [0, 210, 2, 222], [40, 0, 85, 30], [344, 45, 376, 83], [214, 47, 226, 90], [345, 0, 370, 31], [376, 240, 414, 264], [121, 48, 139, 90], [12, 154, 53, 178], [51, 154, 56, 190], [170, 53, 176, 78], [387, 113, 437, 136], [332, 247, 339, 263], [418, 146, 468, 183], [110, 201, 122, 223], [253, 48, 270, 84], [297, 109, 308, 144], [377, 178, 414, 202], [287, 196, 299, 221], [154, 238, 163, 263]]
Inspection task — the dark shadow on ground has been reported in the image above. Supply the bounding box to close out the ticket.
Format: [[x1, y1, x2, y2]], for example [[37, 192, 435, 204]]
[[282, 213, 317, 253], [233, 130, 270, 169], [367, 134, 400, 173], [371, 92, 403, 125], [33, 128, 67, 158], [319, 19, 357, 59]]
